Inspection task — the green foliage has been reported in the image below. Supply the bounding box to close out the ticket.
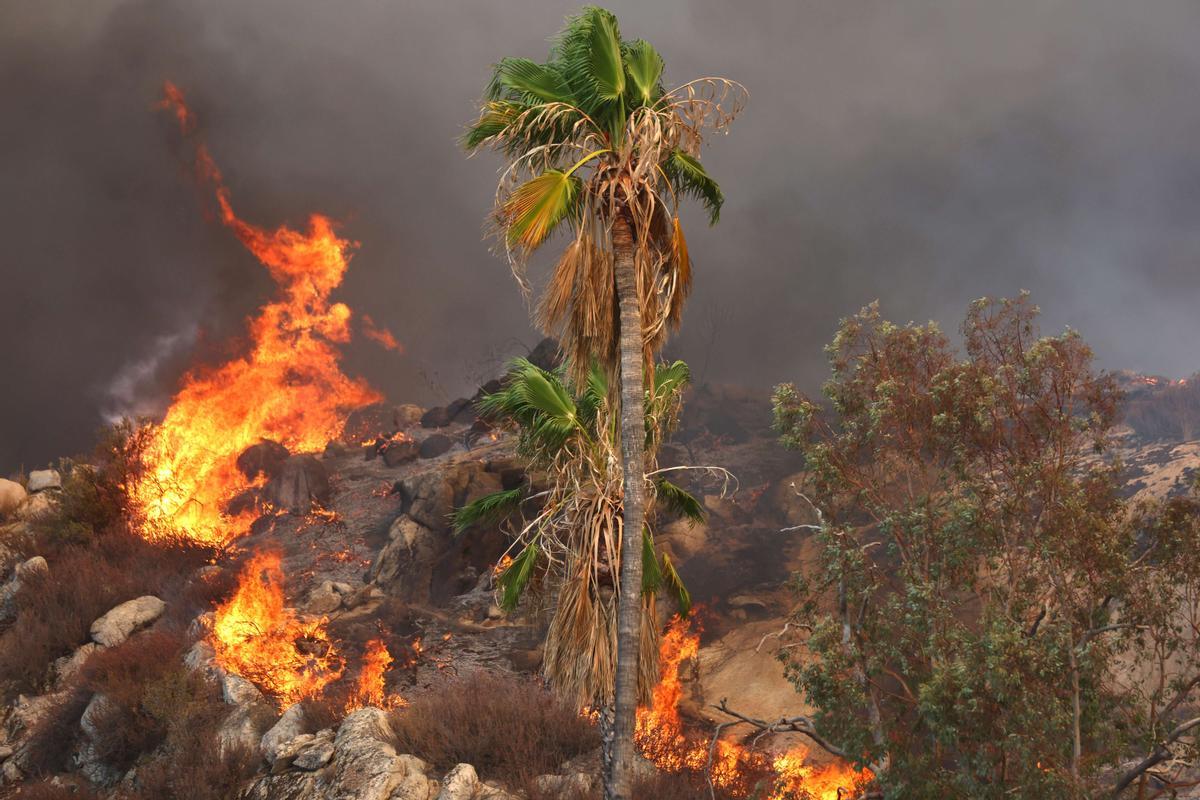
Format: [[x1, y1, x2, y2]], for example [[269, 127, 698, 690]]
[[772, 295, 1200, 798], [664, 150, 724, 224], [654, 478, 704, 525], [498, 539, 541, 612], [451, 488, 526, 535]]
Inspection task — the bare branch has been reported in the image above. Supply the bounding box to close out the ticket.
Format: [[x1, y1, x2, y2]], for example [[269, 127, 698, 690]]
[[1111, 717, 1200, 797]]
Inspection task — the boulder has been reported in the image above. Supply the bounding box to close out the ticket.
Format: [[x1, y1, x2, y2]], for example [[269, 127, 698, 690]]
[[527, 337, 561, 371], [446, 398, 473, 425], [533, 773, 596, 797], [368, 515, 438, 603], [393, 404, 424, 430], [344, 404, 396, 445], [26, 470, 61, 493], [265, 455, 332, 515], [0, 479, 26, 517], [236, 440, 290, 481], [418, 434, 454, 460], [217, 701, 279, 758], [383, 438, 420, 467], [305, 580, 348, 615], [420, 406, 452, 429], [52, 642, 97, 686], [293, 732, 336, 771], [16, 492, 55, 521], [222, 673, 265, 706], [89, 595, 166, 647], [397, 463, 503, 532], [0, 556, 48, 625], [261, 703, 307, 763], [436, 763, 480, 800], [330, 708, 437, 800]]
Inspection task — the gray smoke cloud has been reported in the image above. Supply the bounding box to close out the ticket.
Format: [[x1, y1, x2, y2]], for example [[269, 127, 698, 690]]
[[3, 0, 1200, 473]]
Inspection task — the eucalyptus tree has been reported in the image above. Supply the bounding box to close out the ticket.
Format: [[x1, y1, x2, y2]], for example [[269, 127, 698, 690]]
[[453, 358, 698, 708], [463, 9, 743, 793]]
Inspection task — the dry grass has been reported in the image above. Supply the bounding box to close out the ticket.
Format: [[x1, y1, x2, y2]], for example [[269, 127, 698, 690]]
[[18, 689, 92, 778], [0, 779, 102, 800], [0, 530, 216, 694], [389, 670, 599, 788]]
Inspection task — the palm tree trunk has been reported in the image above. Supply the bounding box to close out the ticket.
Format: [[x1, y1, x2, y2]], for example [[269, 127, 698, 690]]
[[607, 212, 646, 800]]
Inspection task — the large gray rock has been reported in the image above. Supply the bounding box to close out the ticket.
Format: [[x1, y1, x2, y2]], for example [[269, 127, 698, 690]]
[[331, 708, 437, 800], [217, 701, 278, 758], [222, 673, 265, 706], [237, 440, 290, 481], [266, 455, 332, 515], [397, 463, 503, 532], [16, 492, 55, 521], [393, 404, 424, 430], [437, 764, 482, 800], [89, 595, 165, 647], [0, 479, 26, 517], [26, 470, 61, 493], [261, 703, 307, 762], [367, 515, 438, 603], [0, 557, 49, 625], [305, 580, 346, 615]]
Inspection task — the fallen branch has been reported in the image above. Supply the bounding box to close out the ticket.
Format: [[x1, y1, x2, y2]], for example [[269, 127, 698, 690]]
[[710, 698, 849, 760], [1111, 716, 1200, 797]]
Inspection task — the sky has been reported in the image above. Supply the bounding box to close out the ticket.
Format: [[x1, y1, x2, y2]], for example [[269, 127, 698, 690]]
[[3, 0, 1200, 472]]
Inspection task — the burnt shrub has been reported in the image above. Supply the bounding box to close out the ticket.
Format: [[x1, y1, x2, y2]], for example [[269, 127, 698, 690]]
[[389, 670, 599, 787], [116, 680, 258, 800], [18, 688, 91, 777], [0, 779, 102, 800], [77, 630, 190, 771], [0, 531, 216, 694]]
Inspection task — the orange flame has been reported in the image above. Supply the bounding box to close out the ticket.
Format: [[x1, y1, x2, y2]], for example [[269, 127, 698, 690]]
[[129, 82, 380, 545], [211, 552, 343, 705], [346, 638, 406, 711], [362, 314, 404, 353], [636, 615, 871, 800]]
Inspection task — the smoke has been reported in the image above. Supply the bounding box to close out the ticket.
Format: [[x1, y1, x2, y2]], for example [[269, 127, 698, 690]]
[[3, 0, 1200, 472]]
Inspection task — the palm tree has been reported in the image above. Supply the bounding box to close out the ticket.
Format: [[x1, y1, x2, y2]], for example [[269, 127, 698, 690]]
[[453, 358, 699, 708], [463, 8, 743, 795]]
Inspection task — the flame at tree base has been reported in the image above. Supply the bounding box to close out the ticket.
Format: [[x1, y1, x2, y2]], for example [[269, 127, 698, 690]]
[[636, 615, 872, 800]]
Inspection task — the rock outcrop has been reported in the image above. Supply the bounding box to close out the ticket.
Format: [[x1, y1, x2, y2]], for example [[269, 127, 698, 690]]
[[89, 595, 165, 647]]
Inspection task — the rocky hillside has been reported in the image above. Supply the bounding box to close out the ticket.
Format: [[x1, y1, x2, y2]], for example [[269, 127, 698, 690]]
[[0, 362, 1196, 799]]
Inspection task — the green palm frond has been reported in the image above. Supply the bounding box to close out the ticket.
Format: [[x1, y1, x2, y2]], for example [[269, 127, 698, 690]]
[[503, 170, 583, 250], [642, 527, 663, 594], [452, 488, 525, 535], [623, 39, 664, 106], [661, 551, 692, 616], [492, 58, 575, 104], [655, 478, 705, 525], [498, 538, 541, 611], [588, 9, 625, 102], [666, 150, 724, 225], [653, 360, 692, 402], [516, 364, 578, 421]]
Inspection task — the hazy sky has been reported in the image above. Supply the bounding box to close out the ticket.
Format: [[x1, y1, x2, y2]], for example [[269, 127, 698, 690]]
[[4, 0, 1200, 471]]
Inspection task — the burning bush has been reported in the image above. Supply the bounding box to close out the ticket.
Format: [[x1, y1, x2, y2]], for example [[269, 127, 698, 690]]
[[389, 671, 599, 788]]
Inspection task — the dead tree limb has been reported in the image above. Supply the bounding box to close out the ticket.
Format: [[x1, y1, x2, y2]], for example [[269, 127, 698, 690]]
[[710, 698, 850, 760], [1111, 716, 1200, 797]]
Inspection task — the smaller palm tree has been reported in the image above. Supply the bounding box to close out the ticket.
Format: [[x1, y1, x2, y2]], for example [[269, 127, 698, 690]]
[[453, 358, 701, 709]]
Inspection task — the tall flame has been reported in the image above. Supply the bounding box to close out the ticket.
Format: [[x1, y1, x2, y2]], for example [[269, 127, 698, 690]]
[[211, 552, 343, 705], [129, 82, 380, 545], [636, 615, 871, 800], [346, 638, 406, 712]]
